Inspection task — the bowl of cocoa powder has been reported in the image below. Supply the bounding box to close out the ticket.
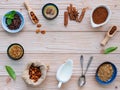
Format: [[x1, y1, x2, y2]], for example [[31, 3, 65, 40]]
[[90, 5, 111, 28], [2, 10, 25, 33]]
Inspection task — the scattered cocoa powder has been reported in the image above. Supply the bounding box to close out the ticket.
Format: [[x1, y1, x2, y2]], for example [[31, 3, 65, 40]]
[[64, 11, 68, 26], [115, 86, 118, 89], [92, 7, 108, 24], [109, 26, 117, 35], [20, 8, 22, 11], [6, 77, 11, 84]]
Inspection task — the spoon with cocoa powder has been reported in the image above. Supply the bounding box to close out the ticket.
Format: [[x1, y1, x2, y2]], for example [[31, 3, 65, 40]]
[[101, 26, 117, 46]]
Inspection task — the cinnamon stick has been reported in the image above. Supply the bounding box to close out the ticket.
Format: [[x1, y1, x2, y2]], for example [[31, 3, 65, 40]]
[[78, 8, 87, 22], [64, 11, 68, 26]]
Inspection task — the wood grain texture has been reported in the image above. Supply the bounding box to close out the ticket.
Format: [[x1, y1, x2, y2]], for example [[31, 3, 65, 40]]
[[0, 0, 120, 90]]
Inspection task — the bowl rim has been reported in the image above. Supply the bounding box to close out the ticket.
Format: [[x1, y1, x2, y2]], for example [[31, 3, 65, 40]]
[[42, 3, 59, 20], [90, 5, 111, 28], [2, 10, 25, 33], [7, 43, 24, 60], [95, 61, 117, 85]]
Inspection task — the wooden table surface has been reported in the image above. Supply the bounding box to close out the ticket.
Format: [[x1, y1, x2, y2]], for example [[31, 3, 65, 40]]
[[0, 0, 120, 90]]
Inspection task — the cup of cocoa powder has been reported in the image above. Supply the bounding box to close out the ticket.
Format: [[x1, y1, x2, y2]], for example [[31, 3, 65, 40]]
[[90, 5, 111, 28]]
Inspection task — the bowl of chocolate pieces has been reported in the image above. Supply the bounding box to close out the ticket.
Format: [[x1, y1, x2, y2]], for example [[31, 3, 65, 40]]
[[2, 10, 25, 33], [22, 62, 48, 87]]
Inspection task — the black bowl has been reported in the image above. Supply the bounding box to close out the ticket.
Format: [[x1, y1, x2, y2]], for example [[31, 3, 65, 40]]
[[42, 3, 59, 20], [7, 43, 24, 60]]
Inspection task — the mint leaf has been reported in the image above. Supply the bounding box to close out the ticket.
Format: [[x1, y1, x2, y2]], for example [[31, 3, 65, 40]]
[[5, 14, 14, 19], [5, 66, 16, 80], [5, 10, 16, 19], [7, 19, 12, 25], [104, 47, 118, 54], [11, 10, 16, 16]]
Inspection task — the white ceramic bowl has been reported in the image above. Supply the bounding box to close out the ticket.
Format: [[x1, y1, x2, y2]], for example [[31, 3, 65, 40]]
[[2, 10, 25, 33], [90, 5, 111, 28]]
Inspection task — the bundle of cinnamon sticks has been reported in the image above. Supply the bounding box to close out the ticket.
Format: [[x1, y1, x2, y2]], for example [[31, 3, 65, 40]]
[[64, 4, 87, 26]]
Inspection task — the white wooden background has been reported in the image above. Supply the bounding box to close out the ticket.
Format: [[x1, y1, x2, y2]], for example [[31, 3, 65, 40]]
[[0, 0, 120, 90]]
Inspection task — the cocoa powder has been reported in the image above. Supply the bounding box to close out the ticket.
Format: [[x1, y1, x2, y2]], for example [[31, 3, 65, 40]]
[[109, 26, 117, 35], [92, 7, 108, 24]]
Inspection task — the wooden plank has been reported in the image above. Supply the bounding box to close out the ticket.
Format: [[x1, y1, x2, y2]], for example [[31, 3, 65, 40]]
[[0, 9, 119, 32], [0, 32, 119, 53], [0, 53, 120, 75], [0, 0, 120, 90], [0, 0, 119, 32], [0, 53, 120, 90], [0, 75, 120, 90]]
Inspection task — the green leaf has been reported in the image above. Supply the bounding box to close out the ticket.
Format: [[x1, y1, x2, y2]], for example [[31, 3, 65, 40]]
[[5, 66, 16, 80], [6, 19, 12, 25], [104, 47, 118, 54], [5, 10, 16, 19], [11, 10, 16, 15]]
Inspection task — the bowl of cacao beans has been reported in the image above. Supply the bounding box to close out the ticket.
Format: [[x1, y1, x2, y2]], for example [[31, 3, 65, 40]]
[[2, 10, 25, 33]]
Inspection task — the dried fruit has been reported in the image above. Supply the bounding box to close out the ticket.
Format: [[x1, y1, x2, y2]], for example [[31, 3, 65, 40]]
[[37, 24, 42, 28], [36, 29, 40, 34], [29, 63, 41, 82], [22, 62, 47, 87], [41, 30, 46, 34]]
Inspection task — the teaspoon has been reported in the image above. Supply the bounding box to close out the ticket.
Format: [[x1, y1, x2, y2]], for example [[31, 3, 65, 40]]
[[78, 56, 93, 87]]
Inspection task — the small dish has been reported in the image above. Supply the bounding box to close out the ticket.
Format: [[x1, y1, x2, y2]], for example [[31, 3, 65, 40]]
[[42, 3, 59, 20], [95, 62, 117, 85], [90, 5, 111, 28], [2, 10, 25, 33], [7, 43, 24, 60], [56, 59, 73, 88]]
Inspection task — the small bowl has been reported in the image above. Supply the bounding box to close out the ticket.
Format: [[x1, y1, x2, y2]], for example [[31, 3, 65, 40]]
[[42, 3, 59, 20], [7, 43, 24, 60], [2, 10, 25, 33], [90, 5, 111, 28], [95, 62, 117, 85]]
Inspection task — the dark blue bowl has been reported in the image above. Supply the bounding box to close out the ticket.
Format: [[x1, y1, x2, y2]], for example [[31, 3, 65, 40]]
[[95, 62, 117, 85]]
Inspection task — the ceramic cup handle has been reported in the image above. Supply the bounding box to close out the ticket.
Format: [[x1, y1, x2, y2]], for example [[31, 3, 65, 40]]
[[58, 82, 62, 88]]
